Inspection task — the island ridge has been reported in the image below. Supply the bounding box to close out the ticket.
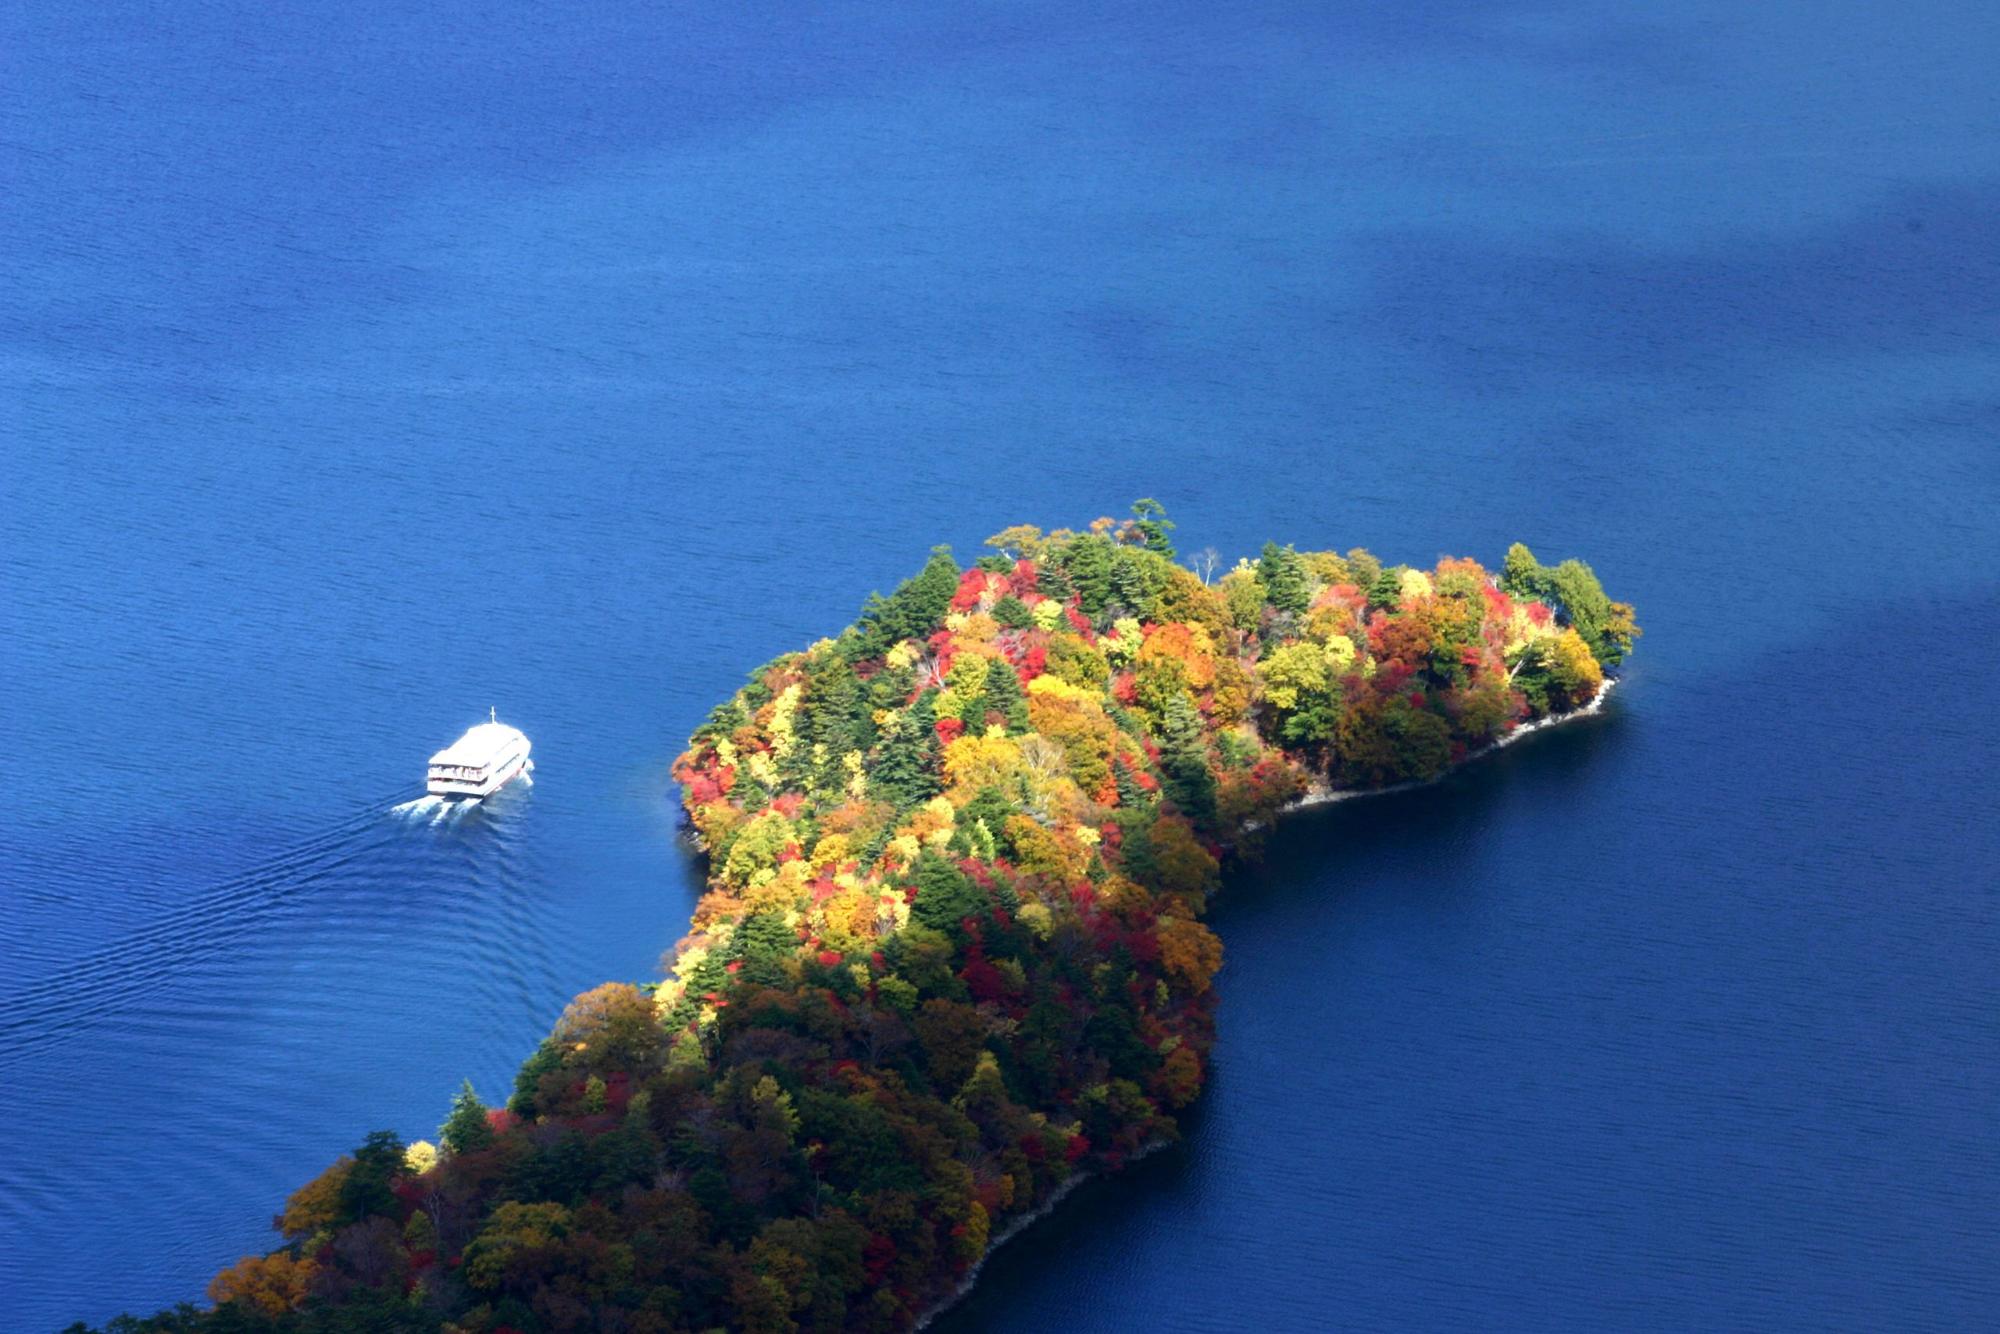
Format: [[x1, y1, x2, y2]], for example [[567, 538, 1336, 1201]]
[[71, 506, 1636, 1333]]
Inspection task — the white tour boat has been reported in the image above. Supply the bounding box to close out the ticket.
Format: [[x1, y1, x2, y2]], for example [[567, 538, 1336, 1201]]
[[427, 709, 533, 799]]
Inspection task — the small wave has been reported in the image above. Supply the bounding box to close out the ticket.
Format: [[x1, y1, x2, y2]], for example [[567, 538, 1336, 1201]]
[[0, 792, 412, 1070]]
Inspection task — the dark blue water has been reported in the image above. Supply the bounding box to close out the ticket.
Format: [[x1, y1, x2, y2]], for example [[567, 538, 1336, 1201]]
[[4, 1, 1997, 1329]]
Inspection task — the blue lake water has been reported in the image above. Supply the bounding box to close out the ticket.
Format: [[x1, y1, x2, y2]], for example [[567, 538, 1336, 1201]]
[[3, 1, 1997, 1328]]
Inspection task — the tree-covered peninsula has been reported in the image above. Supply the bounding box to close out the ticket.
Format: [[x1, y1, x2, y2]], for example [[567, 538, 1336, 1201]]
[[73, 508, 1634, 1334]]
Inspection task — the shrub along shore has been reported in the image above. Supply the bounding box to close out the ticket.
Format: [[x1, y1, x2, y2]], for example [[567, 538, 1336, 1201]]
[[74, 506, 1635, 1334]]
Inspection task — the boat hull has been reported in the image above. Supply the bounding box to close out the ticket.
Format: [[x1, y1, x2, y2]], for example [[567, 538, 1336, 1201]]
[[427, 750, 532, 799]]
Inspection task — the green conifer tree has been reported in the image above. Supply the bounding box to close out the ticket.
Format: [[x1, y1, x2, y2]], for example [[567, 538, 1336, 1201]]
[[872, 690, 941, 808], [1367, 565, 1407, 610], [1112, 755, 1150, 808], [850, 546, 960, 660], [1344, 547, 1383, 592], [1259, 541, 1311, 616], [441, 1079, 496, 1156], [1129, 498, 1177, 559], [909, 850, 986, 936], [1499, 542, 1546, 602], [1063, 535, 1116, 617], [1109, 546, 1171, 618], [1547, 558, 1636, 666], [991, 594, 1035, 629], [736, 912, 798, 987], [1157, 692, 1218, 827], [336, 1129, 407, 1224], [1035, 561, 1075, 603], [801, 653, 873, 791], [509, 1039, 564, 1117], [977, 657, 1030, 733], [1498, 544, 1637, 666]]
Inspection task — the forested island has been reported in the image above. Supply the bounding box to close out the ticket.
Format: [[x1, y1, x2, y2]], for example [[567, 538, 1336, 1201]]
[[72, 507, 1635, 1334]]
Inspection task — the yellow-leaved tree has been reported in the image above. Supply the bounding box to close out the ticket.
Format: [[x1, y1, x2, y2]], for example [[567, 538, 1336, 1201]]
[[1156, 916, 1224, 994], [275, 1156, 351, 1240], [208, 1252, 316, 1317]]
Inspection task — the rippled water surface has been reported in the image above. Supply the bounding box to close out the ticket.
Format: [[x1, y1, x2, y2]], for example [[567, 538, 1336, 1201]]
[[4, 1, 1998, 1329]]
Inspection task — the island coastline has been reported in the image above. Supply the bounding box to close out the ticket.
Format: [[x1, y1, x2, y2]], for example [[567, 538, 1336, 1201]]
[[916, 675, 1617, 1329], [1280, 676, 1617, 815], [77, 516, 1637, 1333]]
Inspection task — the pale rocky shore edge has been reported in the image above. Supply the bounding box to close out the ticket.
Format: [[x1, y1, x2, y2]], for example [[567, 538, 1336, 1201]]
[[1280, 676, 1617, 815], [914, 676, 1619, 1327], [913, 1138, 1171, 1331]]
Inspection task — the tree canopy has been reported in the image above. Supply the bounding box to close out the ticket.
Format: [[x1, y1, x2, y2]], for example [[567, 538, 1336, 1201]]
[[85, 509, 1632, 1334]]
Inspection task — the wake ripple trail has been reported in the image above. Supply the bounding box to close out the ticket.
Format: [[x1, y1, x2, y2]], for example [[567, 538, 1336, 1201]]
[[0, 787, 455, 1070]]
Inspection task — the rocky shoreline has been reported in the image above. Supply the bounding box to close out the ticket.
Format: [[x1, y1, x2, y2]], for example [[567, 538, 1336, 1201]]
[[917, 676, 1619, 1327], [1284, 677, 1617, 813], [914, 1138, 1171, 1330]]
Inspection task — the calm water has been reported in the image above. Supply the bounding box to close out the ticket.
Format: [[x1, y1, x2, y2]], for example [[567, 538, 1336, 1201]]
[[4, 1, 1997, 1329]]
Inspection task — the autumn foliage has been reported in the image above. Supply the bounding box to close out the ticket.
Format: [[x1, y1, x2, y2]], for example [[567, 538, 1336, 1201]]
[[206, 1251, 316, 1316], [87, 508, 1630, 1334]]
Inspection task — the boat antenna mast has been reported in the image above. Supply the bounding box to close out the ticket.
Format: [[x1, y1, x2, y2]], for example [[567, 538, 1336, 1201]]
[[490, 705, 497, 724]]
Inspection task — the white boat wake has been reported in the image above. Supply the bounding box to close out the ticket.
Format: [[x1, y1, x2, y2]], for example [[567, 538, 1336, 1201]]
[[390, 794, 474, 825], [391, 769, 532, 827]]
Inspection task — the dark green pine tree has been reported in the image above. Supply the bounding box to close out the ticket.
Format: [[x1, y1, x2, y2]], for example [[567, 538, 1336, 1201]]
[[1034, 560, 1075, 603], [900, 546, 962, 634], [849, 546, 961, 660], [1128, 498, 1177, 559], [991, 594, 1035, 629], [1367, 565, 1407, 610], [1109, 546, 1170, 618], [801, 654, 874, 792], [960, 785, 1019, 859], [509, 1038, 565, 1117], [1499, 541, 1546, 602], [441, 1079, 496, 1156], [735, 911, 798, 987], [692, 697, 749, 746], [1156, 691, 1218, 828], [1545, 557, 1629, 666], [872, 689, 941, 808], [867, 660, 917, 715], [337, 1129, 408, 1224], [1344, 546, 1383, 592], [1063, 534, 1116, 617], [1258, 541, 1311, 616], [1497, 543, 1634, 665], [1112, 754, 1151, 808], [976, 657, 1030, 733], [908, 849, 987, 937]]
